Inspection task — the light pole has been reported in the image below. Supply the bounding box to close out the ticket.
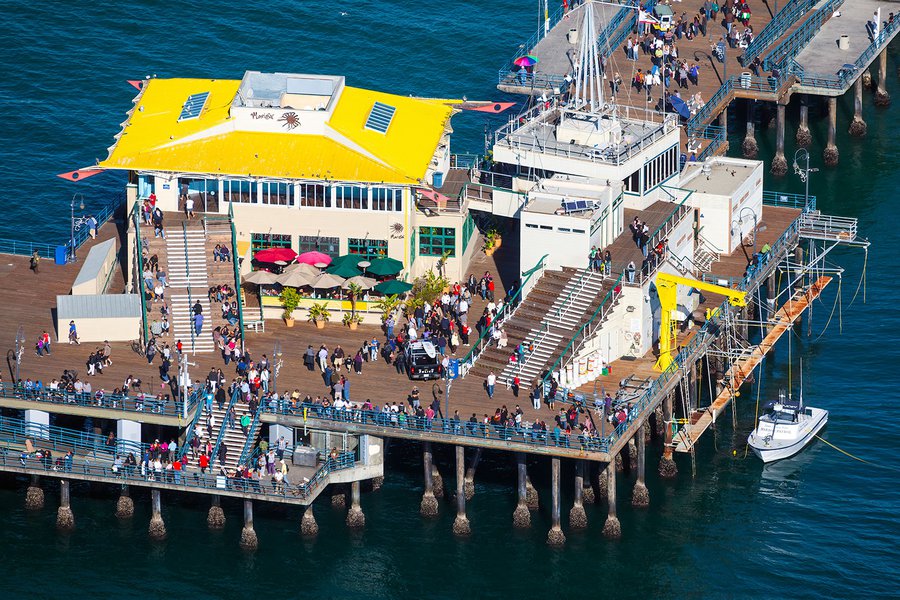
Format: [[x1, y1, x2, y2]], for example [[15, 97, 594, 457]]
[[69, 193, 89, 262], [179, 354, 197, 420], [738, 207, 758, 256], [793, 148, 819, 208]]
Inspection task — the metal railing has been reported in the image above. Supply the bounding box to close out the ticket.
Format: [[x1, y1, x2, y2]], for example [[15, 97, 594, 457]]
[[267, 402, 611, 454], [541, 272, 625, 390], [763, 190, 816, 211], [0, 194, 122, 260], [450, 154, 482, 169], [497, 4, 567, 76], [461, 253, 549, 376], [2, 441, 357, 503], [236, 402, 264, 469], [178, 390, 205, 460], [762, 0, 845, 71], [740, 0, 816, 66], [228, 202, 246, 346], [0, 415, 144, 458], [132, 203, 150, 344], [1, 382, 194, 419]]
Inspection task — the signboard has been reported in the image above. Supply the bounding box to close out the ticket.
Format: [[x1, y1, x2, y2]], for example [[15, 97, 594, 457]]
[[448, 358, 460, 380]]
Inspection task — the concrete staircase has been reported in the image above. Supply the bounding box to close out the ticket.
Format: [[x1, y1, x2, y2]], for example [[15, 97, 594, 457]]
[[467, 268, 613, 387], [208, 397, 258, 473]]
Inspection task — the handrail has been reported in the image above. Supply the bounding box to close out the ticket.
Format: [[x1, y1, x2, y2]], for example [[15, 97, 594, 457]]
[[1, 381, 194, 420], [461, 253, 549, 374], [740, 0, 816, 66], [763, 190, 816, 211], [180, 220, 199, 353], [211, 387, 241, 468], [0, 414, 143, 458], [795, 19, 900, 90], [228, 202, 246, 347], [762, 0, 845, 71], [541, 272, 624, 389], [236, 402, 264, 468], [178, 389, 205, 460], [132, 203, 150, 344]]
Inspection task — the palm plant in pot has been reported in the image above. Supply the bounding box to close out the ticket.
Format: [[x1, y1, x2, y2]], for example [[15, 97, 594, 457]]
[[308, 302, 331, 329], [279, 287, 301, 327]]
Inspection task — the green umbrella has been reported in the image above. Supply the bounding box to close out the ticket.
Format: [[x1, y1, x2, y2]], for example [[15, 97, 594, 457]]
[[329, 254, 365, 268], [327, 261, 362, 278], [366, 257, 403, 276], [374, 279, 412, 295]]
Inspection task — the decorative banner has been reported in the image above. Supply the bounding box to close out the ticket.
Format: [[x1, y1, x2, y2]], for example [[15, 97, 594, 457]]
[[462, 102, 516, 114], [57, 168, 104, 182], [127, 80, 143, 90], [448, 358, 460, 380]]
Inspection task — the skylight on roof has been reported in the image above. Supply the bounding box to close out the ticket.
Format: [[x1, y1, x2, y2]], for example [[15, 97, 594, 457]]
[[365, 102, 396, 134], [178, 92, 211, 121]]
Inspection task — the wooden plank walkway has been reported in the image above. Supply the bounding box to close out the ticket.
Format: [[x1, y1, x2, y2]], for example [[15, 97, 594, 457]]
[[674, 275, 832, 452]]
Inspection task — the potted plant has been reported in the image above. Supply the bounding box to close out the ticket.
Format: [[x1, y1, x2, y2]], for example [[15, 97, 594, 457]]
[[346, 282, 363, 319], [279, 287, 301, 327], [483, 229, 501, 256], [374, 294, 401, 323], [342, 312, 363, 330], [308, 302, 331, 329]]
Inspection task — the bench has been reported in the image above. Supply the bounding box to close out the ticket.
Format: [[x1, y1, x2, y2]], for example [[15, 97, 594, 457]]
[[245, 319, 266, 333]]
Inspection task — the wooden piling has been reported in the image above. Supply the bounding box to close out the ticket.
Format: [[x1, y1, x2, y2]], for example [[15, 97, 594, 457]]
[[149, 489, 166, 541], [547, 457, 565, 546], [513, 452, 531, 528], [240, 499, 259, 550], [602, 463, 622, 539], [56, 479, 75, 530], [632, 423, 650, 508], [346, 480, 365, 528], [420, 442, 438, 517], [569, 460, 587, 529], [452, 445, 471, 535], [207, 494, 225, 529]]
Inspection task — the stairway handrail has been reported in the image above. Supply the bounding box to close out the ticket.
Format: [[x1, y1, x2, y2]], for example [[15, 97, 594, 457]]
[[210, 387, 241, 468], [236, 402, 265, 469], [177, 389, 205, 460], [132, 203, 150, 345], [228, 202, 246, 347]]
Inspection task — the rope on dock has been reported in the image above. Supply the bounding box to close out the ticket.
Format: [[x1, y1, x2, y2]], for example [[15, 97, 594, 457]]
[[814, 435, 900, 472]]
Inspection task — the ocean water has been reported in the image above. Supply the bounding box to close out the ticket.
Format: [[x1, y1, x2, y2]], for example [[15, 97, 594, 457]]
[[1, 2, 898, 598]]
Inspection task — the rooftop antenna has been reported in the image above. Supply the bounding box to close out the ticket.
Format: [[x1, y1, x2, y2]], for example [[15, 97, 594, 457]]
[[573, 0, 604, 113]]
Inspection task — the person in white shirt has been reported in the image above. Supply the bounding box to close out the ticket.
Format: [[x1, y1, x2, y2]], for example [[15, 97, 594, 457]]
[[486, 372, 496, 399]]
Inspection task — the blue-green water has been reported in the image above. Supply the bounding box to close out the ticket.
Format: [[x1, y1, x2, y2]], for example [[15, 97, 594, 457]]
[[1, 2, 898, 598]]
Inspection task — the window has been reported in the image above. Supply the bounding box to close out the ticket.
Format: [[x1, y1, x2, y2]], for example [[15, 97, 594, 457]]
[[642, 145, 679, 192], [461, 212, 476, 254], [558, 227, 571, 233], [260, 181, 293, 206], [372, 187, 402, 211], [624, 169, 640, 193], [335, 185, 367, 210], [251, 233, 291, 256], [299, 183, 330, 208], [298, 235, 339, 257], [224, 179, 257, 203], [348, 238, 388, 260], [418, 226, 455, 257], [138, 174, 155, 199]]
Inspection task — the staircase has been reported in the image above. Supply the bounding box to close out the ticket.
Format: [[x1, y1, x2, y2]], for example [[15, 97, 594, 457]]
[[166, 225, 214, 353], [468, 268, 613, 387], [693, 235, 721, 273], [208, 395, 258, 473]]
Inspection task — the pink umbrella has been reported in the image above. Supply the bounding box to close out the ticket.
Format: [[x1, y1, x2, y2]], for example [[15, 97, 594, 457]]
[[297, 251, 332, 266]]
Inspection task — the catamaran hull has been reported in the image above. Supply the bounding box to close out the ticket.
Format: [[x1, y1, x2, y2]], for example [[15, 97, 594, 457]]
[[748, 409, 828, 463]]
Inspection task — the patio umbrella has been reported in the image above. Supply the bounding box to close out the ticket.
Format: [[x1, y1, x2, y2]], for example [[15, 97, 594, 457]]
[[243, 270, 279, 285], [277, 270, 312, 288], [327, 261, 363, 278], [282, 262, 320, 278], [374, 279, 413, 295], [297, 251, 332, 266], [514, 55, 539, 67], [310, 272, 345, 289], [669, 95, 691, 120], [366, 257, 403, 276], [329, 254, 365, 269], [254, 247, 298, 264], [342, 275, 377, 290]]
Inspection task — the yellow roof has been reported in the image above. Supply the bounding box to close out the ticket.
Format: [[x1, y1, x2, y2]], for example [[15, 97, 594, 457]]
[[99, 77, 456, 185]]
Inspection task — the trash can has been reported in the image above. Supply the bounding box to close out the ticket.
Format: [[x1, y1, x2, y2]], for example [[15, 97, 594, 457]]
[[838, 35, 850, 50], [567, 28, 579, 44], [740, 72, 752, 89], [432, 171, 444, 188], [54, 245, 68, 265]]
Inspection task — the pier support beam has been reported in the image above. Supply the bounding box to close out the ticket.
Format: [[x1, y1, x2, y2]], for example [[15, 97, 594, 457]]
[[632, 423, 650, 508], [513, 452, 531, 528], [56, 480, 75, 530], [547, 457, 566, 547], [371, 476, 384, 492], [525, 476, 540, 510], [420, 442, 439, 517], [331, 484, 347, 509], [240, 499, 258, 550], [25, 475, 44, 510], [149, 489, 166, 541], [862, 68, 873, 89], [770, 103, 788, 176], [719, 106, 730, 153], [659, 393, 678, 478], [796, 100, 812, 148], [824, 97, 839, 167], [116, 486, 134, 519], [346, 480, 365, 528], [742, 104, 758, 159], [569, 460, 587, 530], [582, 461, 596, 504], [875, 49, 891, 106], [602, 463, 622, 539], [432, 465, 444, 500], [463, 447, 482, 500], [452, 445, 471, 536], [849, 77, 867, 137], [300, 505, 318, 537], [207, 494, 225, 529]]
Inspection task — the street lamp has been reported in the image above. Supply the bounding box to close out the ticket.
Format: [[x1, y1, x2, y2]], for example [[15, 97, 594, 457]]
[[69, 193, 90, 262], [738, 207, 758, 256], [179, 354, 197, 420], [793, 148, 819, 208]]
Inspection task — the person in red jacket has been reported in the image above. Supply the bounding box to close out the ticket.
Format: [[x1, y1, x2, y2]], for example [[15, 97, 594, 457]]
[[199, 453, 210, 474]]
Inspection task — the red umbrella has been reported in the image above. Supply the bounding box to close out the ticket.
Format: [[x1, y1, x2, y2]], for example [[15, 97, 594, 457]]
[[297, 251, 332, 266], [254, 247, 298, 263]]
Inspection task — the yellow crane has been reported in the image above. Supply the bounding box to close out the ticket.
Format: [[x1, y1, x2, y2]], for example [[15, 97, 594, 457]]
[[654, 272, 747, 372]]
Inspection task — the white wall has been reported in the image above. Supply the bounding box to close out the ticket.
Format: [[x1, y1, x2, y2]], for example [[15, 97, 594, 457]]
[[56, 316, 143, 344], [520, 211, 591, 273]]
